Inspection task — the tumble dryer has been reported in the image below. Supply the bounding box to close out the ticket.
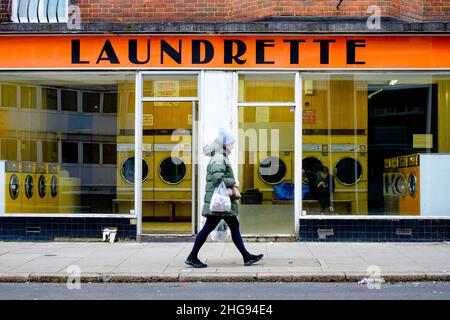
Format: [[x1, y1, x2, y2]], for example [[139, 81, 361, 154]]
[[253, 151, 293, 202], [116, 135, 154, 215], [46, 163, 60, 213], [390, 156, 407, 214], [383, 157, 397, 215], [35, 163, 48, 213], [153, 134, 192, 219], [398, 153, 450, 216], [21, 162, 36, 213], [0, 161, 21, 213]]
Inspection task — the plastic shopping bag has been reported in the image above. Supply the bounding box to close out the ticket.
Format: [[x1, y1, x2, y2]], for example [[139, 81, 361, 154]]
[[211, 220, 230, 241], [209, 181, 231, 212]]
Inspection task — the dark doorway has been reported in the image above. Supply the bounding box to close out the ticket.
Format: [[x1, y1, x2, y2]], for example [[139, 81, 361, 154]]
[[367, 83, 438, 214]]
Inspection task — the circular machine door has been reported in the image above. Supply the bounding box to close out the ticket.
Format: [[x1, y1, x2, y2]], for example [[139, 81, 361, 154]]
[[25, 175, 34, 199], [258, 156, 287, 185], [334, 157, 363, 185], [408, 172, 417, 198], [50, 176, 58, 198], [9, 174, 20, 200], [393, 174, 407, 197], [158, 157, 186, 185], [302, 157, 323, 185], [384, 174, 390, 194], [38, 175, 46, 198], [121, 157, 149, 184]]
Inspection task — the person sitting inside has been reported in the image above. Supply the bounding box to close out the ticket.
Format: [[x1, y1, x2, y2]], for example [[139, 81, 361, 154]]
[[317, 166, 335, 215]]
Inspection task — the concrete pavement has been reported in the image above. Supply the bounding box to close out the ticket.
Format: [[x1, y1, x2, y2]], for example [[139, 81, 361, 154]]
[[0, 241, 450, 283]]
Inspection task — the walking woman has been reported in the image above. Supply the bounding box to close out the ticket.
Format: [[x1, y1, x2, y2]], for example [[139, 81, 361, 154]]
[[185, 129, 264, 268]]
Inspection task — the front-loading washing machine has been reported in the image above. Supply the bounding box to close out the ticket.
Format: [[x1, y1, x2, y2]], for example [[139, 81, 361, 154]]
[[390, 157, 407, 215], [35, 163, 48, 213], [46, 163, 60, 213], [21, 162, 36, 213], [116, 135, 154, 216], [383, 157, 397, 215], [253, 151, 293, 203], [0, 160, 21, 213], [153, 134, 192, 219]]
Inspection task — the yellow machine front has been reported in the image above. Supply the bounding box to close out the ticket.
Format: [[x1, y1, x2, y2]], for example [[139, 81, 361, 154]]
[[59, 169, 81, 213], [0, 161, 21, 213], [116, 135, 154, 216], [21, 162, 36, 213], [35, 163, 48, 213], [153, 134, 192, 219], [46, 164, 60, 213]]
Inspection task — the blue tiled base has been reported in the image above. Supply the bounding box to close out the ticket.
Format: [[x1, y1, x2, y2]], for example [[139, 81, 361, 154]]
[[0, 217, 136, 241], [299, 218, 450, 242]]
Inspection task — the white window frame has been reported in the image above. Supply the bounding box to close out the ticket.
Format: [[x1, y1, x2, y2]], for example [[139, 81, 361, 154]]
[[11, 0, 68, 23]]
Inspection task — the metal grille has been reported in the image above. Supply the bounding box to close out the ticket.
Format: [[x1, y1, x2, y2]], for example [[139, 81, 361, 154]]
[[8, 0, 74, 23]]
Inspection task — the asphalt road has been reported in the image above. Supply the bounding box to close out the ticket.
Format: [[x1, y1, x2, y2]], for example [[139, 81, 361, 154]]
[[0, 282, 449, 300]]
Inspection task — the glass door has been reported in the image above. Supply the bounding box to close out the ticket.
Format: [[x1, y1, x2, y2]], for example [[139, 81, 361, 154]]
[[135, 73, 198, 235]]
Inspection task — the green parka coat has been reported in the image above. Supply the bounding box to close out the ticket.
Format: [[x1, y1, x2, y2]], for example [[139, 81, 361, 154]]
[[202, 141, 239, 217]]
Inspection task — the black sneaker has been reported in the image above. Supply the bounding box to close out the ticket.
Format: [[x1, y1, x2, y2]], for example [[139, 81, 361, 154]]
[[244, 254, 264, 266], [184, 257, 207, 269]]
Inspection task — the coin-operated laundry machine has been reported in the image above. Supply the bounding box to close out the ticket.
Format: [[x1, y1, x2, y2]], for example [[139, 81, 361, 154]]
[[302, 139, 328, 200], [383, 157, 398, 215], [253, 151, 293, 203], [390, 156, 407, 215], [329, 136, 368, 215], [153, 134, 192, 220], [46, 163, 60, 213], [21, 162, 36, 213], [35, 163, 48, 213], [0, 160, 21, 213], [116, 135, 154, 216], [399, 153, 450, 216]]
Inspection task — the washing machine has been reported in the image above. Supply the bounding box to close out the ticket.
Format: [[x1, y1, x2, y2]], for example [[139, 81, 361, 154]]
[[153, 134, 192, 219], [0, 161, 21, 213], [35, 163, 48, 213], [383, 158, 396, 215], [46, 163, 60, 213], [21, 162, 36, 213], [116, 135, 154, 216], [390, 157, 407, 215], [253, 151, 293, 203], [398, 154, 420, 216]]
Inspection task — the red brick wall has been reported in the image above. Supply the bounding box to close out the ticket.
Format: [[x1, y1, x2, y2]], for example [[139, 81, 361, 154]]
[[0, 0, 448, 24], [424, 0, 450, 21]]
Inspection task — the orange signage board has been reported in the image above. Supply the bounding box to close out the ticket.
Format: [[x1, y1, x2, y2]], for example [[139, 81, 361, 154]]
[[0, 35, 448, 69]]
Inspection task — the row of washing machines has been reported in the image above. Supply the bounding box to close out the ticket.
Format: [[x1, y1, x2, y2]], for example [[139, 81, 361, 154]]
[[383, 153, 450, 216], [0, 160, 81, 214], [246, 136, 368, 214], [116, 135, 192, 219]]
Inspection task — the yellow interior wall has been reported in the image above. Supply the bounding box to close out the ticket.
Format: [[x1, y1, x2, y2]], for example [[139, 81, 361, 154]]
[[438, 80, 450, 152]]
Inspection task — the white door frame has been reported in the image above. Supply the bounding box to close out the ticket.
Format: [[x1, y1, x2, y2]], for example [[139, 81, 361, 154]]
[[135, 71, 200, 236]]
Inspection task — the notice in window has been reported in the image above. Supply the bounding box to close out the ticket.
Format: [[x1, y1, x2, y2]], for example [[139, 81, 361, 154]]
[[154, 80, 180, 107], [413, 134, 433, 149], [303, 110, 315, 124]]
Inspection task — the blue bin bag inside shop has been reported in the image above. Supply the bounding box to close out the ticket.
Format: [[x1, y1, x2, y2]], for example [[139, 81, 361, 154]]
[[302, 184, 310, 199], [273, 183, 295, 200]]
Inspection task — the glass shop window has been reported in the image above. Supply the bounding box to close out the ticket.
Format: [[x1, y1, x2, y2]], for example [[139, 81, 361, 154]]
[[102, 144, 117, 165], [43, 140, 58, 163], [103, 92, 118, 114], [82, 92, 101, 113], [0, 139, 18, 161], [21, 139, 37, 162], [301, 73, 450, 217], [142, 75, 198, 98], [61, 89, 78, 112], [83, 143, 100, 164], [42, 88, 58, 110], [239, 74, 295, 103], [1, 84, 18, 108], [62, 142, 79, 164], [20, 86, 37, 109]]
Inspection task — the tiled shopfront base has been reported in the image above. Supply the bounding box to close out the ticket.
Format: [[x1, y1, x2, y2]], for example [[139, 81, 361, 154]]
[[299, 218, 450, 242], [0, 217, 136, 241]]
